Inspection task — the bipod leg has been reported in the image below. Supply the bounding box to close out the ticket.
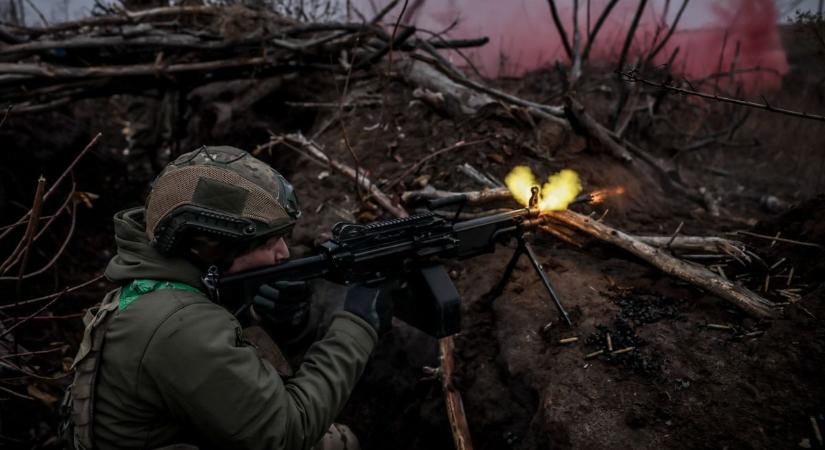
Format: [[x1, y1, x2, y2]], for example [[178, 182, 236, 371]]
[[522, 240, 573, 326], [489, 241, 525, 300]]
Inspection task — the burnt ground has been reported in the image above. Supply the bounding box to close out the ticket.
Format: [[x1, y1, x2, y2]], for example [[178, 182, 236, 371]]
[[1, 46, 825, 450]]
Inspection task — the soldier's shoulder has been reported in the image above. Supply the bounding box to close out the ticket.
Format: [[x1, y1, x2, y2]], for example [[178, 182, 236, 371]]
[[115, 288, 229, 332]]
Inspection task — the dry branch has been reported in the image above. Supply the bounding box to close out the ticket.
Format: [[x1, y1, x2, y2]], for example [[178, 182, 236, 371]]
[[581, 0, 619, 62], [539, 211, 779, 318], [388, 140, 488, 190], [565, 96, 633, 161], [11, 176, 45, 302], [616, 0, 648, 72], [635, 235, 750, 261], [440, 337, 474, 450], [0, 200, 78, 282], [402, 187, 780, 318], [407, 54, 567, 122], [620, 70, 825, 122], [0, 275, 105, 310], [396, 57, 497, 116], [1, 7, 483, 113], [546, 1, 573, 60], [402, 186, 511, 205], [277, 133, 408, 218], [19, 5, 251, 37], [0, 133, 100, 242], [644, 0, 689, 64]]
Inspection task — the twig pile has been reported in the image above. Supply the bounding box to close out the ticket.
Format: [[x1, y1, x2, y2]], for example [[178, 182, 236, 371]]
[[0, 4, 486, 114]]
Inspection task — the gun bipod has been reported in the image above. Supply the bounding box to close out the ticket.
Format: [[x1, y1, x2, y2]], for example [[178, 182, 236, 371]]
[[490, 235, 573, 326]]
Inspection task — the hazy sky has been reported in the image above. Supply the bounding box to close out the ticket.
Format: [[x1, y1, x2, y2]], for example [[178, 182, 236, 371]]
[[14, 0, 825, 25]]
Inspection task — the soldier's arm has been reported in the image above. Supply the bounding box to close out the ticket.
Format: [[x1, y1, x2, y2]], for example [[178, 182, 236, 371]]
[[141, 292, 377, 450]]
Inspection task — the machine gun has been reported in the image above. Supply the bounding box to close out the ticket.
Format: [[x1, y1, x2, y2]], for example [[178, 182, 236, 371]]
[[204, 188, 572, 338]]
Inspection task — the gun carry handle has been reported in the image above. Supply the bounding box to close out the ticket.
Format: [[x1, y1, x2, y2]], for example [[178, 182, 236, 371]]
[[427, 194, 468, 210]]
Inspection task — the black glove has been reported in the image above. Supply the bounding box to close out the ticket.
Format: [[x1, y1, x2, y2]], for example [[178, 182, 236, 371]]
[[343, 283, 394, 334], [252, 281, 312, 339]]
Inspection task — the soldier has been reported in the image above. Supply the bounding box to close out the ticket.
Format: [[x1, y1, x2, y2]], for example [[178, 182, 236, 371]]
[[65, 146, 390, 450]]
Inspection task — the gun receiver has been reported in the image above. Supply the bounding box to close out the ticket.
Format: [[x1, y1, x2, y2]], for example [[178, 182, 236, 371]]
[[208, 203, 572, 338]]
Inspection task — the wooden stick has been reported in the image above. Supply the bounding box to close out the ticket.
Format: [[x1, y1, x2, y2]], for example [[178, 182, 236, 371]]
[[635, 235, 750, 262], [0, 177, 45, 277], [0, 132, 101, 243], [439, 337, 474, 450], [12, 176, 45, 302], [581, 0, 620, 62], [402, 186, 511, 205], [570, 0, 583, 83], [541, 210, 780, 318], [21, 5, 240, 36], [407, 54, 566, 120], [644, 0, 689, 64], [565, 96, 634, 161], [395, 57, 497, 117], [0, 55, 281, 79], [616, 0, 648, 72], [0, 274, 105, 310], [620, 70, 825, 123], [0, 104, 10, 128], [732, 231, 823, 250], [387, 139, 488, 190], [403, 187, 780, 318], [546, 1, 573, 60], [279, 133, 408, 218]]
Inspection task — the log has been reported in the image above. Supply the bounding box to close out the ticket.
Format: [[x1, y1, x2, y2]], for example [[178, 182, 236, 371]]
[[401, 187, 781, 318], [395, 57, 497, 117], [407, 53, 568, 124]]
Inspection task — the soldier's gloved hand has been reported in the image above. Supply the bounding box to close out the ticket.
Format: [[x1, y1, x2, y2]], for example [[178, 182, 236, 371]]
[[251, 281, 311, 339], [343, 283, 394, 334]]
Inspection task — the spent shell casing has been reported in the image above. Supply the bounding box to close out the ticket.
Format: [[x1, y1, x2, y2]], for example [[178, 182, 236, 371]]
[[811, 416, 823, 446], [611, 347, 635, 355]]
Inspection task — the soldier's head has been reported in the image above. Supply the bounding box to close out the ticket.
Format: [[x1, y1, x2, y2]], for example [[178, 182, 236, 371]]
[[144, 146, 300, 272]]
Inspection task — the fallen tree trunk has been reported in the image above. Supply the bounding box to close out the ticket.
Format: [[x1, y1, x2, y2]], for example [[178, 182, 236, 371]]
[[395, 57, 496, 117], [402, 187, 781, 318]]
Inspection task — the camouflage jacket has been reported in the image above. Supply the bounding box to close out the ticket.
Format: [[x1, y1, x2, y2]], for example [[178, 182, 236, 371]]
[[70, 207, 377, 450]]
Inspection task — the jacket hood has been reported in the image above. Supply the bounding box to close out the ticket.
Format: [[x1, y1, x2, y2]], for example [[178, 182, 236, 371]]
[[105, 207, 205, 289]]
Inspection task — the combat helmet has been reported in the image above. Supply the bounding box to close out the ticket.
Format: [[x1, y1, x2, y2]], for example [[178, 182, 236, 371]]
[[145, 146, 300, 256]]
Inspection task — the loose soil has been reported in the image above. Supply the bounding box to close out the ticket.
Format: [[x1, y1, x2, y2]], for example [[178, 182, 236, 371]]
[[1, 66, 824, 449]]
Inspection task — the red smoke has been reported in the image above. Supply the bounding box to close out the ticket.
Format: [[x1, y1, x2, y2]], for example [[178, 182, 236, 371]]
[[367, 0, 788, 91]]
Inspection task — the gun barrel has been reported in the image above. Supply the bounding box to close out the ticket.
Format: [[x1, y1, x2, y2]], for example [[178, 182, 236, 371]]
[[451, 207, 537, 233]]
